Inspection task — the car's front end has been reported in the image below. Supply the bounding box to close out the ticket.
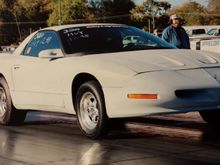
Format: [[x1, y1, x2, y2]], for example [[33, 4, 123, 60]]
[[103, 66, 220, 118]]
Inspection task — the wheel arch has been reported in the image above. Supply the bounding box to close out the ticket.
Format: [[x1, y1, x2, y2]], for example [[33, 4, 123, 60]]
[[0, 73, 8, 84], [0, 73, 5, 79], [0, 73, 12, 89], [71, 73, 104, 110]]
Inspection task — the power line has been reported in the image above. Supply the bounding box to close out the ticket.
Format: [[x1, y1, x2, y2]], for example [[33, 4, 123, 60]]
[[0, 21, 47, 25], [0, 12, 220, 25], [65, 14, 131, 23], [0, 14, 131, 25], [173, 13, 220, 16]]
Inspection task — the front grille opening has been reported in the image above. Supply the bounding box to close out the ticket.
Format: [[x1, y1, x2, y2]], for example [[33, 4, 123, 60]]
[[175, 89, 213, 99]]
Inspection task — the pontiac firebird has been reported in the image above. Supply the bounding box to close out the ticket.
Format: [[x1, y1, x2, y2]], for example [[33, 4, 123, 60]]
[[0, 24, 220, 139]]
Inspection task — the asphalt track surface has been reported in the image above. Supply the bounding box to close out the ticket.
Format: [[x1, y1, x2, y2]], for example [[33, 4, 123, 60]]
[[0, 111, 220, 165]]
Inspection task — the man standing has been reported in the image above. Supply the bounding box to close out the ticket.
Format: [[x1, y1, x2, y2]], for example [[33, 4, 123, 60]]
[[162, 14, 190, 49]]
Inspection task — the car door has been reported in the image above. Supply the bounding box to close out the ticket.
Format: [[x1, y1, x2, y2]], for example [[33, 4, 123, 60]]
[[12, 30, 65, 111]]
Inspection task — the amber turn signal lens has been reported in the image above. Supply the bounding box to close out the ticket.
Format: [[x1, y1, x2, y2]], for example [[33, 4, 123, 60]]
[[127, 94, 158, 99]]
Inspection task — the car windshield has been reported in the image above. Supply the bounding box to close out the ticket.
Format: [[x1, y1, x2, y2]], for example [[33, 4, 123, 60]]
[[59, 25, 175, 55], [207, 28, 217, 35]]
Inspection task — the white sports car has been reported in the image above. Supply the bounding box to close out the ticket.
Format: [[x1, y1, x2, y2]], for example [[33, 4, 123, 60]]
[[0, 24, 220, 139]]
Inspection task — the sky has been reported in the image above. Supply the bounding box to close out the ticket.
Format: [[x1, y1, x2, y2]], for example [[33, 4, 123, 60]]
[[134, 0, 209, 7]]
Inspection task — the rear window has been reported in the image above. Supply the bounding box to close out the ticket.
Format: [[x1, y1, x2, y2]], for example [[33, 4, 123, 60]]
[[192, 29, 206, 35]]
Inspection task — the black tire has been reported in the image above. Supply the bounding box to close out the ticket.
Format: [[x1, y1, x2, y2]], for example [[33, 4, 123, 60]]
[[0, 78, 27, 125], [76, 81, 109, 139], [199, 110, 220, 125]]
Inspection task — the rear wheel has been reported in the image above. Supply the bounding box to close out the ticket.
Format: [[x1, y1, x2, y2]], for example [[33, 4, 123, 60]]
[[76, 81, 109, 139], [199, 110, 220, 125], [0, 78, 27, 125]]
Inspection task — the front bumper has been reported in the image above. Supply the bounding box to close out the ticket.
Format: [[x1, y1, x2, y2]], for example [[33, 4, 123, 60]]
[[103, 69, 220, 118]]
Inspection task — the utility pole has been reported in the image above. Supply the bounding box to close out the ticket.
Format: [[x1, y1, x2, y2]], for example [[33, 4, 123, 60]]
[[152, 14, 155, 30], [58, 0, 62, 25], [148, 19, 151, 32], [14, 13, 22, 41]]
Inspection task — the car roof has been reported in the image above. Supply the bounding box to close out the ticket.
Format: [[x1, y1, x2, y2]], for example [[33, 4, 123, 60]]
[[43, 23, 125, 31]]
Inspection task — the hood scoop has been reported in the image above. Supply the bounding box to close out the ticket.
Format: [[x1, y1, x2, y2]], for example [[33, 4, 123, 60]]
[[197, 55, 218, 64], [155, 56, 185, 67], [193, 51, 219, 64]]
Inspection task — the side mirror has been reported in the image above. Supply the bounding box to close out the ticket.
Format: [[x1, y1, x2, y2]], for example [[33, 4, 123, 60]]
[[38, 49, 64, 58]]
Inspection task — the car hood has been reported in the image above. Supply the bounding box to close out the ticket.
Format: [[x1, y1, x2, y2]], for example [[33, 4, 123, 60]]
[[87, 49, 220, 73]]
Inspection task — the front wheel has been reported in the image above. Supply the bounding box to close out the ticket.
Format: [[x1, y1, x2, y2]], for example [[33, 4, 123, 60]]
[[76, 81, 109, 139], [199, 110, 220, 125], [0, 78, 27, 125]]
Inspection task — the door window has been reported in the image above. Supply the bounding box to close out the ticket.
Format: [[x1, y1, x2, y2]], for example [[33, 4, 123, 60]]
[[22, 31, 61, 57]]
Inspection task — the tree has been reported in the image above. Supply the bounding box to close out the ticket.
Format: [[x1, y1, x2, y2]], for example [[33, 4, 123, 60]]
[[0, 0, 50, 45], [89, 0, 135, 24], [15, 0, 50, 40], [169, 2, 208, 25], [47, 0, 91, 26], [208, 0, 220, 12], [206, 0, 220, 25], [15, 0, 50, 22], [0, 0, 18, 45], [130, 0, 171, 31]]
